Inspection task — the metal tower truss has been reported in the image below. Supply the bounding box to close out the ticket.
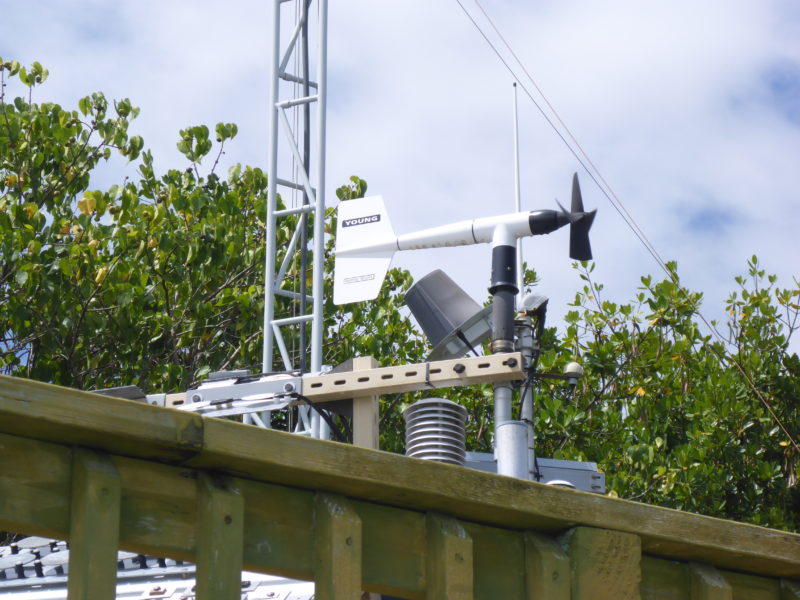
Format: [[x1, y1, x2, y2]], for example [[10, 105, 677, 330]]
[[262, 0, 329, 437]]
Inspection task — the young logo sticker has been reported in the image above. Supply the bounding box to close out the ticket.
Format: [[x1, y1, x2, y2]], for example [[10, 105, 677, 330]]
[[342, 214, 380, 228]]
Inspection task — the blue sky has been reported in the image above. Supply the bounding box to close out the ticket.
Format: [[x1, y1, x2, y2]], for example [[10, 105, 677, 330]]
[[2, 0, 799, 348]]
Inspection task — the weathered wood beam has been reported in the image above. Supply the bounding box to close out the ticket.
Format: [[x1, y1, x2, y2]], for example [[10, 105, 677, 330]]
[[524, 531, 570, 600], [689, 562, 733, 600], [195, 472, 244, 600], [314, 493, 363, 600], [67, 449, 121, 600], [564, 527, 641, 600], [2, 373, 800, 580], [426, 513, 473, 600], [1, 432, 799, 599], [188, 418, 800, 579], [0, 374, 203, 461], [783, 580, 800, 600]]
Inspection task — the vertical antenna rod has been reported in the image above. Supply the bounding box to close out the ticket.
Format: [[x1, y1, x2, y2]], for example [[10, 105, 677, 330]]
[[512, 82, 523, 304], [511, 81, 537, 480]]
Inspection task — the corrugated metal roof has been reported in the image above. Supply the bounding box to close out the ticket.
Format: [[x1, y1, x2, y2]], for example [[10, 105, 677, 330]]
[[0, 536, 315, 600]]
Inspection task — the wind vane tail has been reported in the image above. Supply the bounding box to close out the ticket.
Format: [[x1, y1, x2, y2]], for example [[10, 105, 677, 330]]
[[333, 196, 396, 305]]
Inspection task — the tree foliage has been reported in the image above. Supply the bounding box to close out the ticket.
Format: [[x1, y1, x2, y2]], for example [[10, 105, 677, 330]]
[[0, 60, 420, 391], [1, 61, 798, 531], [528, 260, 800, 530]]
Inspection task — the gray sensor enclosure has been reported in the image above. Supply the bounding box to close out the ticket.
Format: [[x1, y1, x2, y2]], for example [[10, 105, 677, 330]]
[[404, 398, 468, 466], [405, 269, 492, 361]]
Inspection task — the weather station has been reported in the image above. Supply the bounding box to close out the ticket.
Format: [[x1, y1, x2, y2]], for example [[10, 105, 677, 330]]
[[2, 1, 798, 599]]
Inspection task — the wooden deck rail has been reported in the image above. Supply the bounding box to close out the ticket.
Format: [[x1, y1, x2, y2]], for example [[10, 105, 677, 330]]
[[1, 374, 799, 599]]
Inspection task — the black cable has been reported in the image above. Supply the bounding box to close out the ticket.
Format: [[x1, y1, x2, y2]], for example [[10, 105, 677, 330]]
[[532, 454, 542, 481], [291, 393, 348, 443], [456, 331, 481, 357]]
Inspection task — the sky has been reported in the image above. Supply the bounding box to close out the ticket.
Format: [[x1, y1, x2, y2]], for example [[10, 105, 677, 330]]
[[2, 0, 799, 351]]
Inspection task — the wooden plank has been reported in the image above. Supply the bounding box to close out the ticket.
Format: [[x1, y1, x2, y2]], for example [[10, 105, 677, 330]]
[[0, 374, 203, 461], [355, 500, 426, 598], [303, 352, 525, 402], [524, 531, 570, 600], [352, 356, 380, 449], [314, 492, 362, 600], [67, 448, 121, 600], [115, 453, 198, 559], [689, 563, 733, 600], [640, 556, 690, 600], [563, 527, 641, 600], [723, 570, 780, 600], [782, 581, 800, 600], [187, 417, 800, 579], [3, 373, 800, 580], [465, 522, 525, 599], [426, 513, 473, 600], [2, 431, 798, 600], [240, 477, 314, 580], [0, 432, 71, 539], [195, 472, 244, 600]]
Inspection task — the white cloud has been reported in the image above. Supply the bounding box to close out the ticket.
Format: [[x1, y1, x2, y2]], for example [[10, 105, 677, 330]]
[[2, 0, 799, 349]]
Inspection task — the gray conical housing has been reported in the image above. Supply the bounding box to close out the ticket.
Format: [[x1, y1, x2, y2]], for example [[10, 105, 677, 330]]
[[405, 270, 492, 360]]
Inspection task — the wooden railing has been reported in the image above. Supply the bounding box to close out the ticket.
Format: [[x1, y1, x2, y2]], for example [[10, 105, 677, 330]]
[[1, 374, 799, 599]]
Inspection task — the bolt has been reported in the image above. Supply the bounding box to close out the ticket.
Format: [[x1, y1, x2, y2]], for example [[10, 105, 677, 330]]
[[345, 537, 353, 546], [504, 357, 518, 367], [191, 393, 202, 403], [150, 586, 166, 595], [283, 381, 295, 393], [453, 363, 466, 374], [224, 515, 232, 525]]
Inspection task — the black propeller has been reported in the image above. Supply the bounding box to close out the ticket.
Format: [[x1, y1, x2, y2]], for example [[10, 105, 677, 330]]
[[556, 173, 596, 261]]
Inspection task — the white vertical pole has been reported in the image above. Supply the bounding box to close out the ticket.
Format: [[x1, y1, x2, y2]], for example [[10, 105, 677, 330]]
[[512, 82, 524, 306], [263, 0, 282, 374], [311, 0, 328, 374], [512, 82, 535, 480]]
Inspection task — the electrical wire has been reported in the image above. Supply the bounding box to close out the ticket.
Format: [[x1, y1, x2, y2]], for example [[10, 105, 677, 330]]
[[452, 0, 666, 273], [453, 0, 800, 452], [468, 0, 668, 271], [292, 392, 348, 442]]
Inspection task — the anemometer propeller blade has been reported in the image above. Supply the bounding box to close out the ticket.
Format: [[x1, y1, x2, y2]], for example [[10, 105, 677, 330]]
[[333, 173, 596, 304], [568, 172, 595, 261]]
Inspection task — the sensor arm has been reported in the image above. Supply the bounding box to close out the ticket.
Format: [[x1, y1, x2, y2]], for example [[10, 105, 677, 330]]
[[333, 174, 595, 305], [337, 209, 570, 257]]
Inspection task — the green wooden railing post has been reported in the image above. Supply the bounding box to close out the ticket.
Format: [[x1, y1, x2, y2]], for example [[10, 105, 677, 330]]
[[314, 492, 363, 600], [426, 513, 473, 600], [67, 448, 121, 600], [782, 580, 800, 600], [195, 472, 244, 600], [524, 531, 570, 600], [689, 563, 733, 600], [563, 527, 641, 600]]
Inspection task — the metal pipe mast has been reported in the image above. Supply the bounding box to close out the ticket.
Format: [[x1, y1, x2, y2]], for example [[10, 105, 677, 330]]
[[264, 0, 328, 438]]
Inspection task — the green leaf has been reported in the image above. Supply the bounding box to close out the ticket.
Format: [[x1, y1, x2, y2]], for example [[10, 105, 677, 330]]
[[79, 96, 91, 116]]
